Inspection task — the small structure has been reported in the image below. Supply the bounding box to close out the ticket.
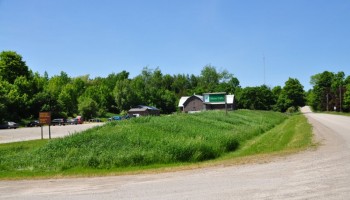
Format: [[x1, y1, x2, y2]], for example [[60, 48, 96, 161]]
[[178, 93, 235, 113], [128, 105, 160, 116], [178, 95, 204, 113]]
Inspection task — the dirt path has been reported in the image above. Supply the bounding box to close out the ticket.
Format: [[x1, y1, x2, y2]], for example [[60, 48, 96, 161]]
[[1, 107, 350, 200]]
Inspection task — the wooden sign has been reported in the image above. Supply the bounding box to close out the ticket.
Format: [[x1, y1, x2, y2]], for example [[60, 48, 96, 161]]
[[39, 112, 51, 125]]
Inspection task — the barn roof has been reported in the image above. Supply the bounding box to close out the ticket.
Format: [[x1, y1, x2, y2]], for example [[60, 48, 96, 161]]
[[137, 105, 159, 110], [178, 95, 203, 107], [129, 108, 148, 112], [178, 96, 189, 107]]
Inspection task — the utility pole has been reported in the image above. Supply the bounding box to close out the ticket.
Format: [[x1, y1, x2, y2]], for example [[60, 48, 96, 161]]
[[340, 85, 342, 112], [326, 93, 329, 112]]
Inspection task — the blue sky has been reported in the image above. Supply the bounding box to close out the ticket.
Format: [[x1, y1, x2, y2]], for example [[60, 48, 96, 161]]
[[1, 0, 349, 90]]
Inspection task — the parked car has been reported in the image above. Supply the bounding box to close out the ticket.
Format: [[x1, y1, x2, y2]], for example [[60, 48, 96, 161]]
[[0, 121, 19, 129], [67, 118, 78, 125], [0, 123, 6, 129], [26, 120, 40, 127], [108, 116, 122, 121], [75, 116, 84, 124], [51, 118, 67, 126], [8, 122, 19, 129], [89, 118, 102, 122]]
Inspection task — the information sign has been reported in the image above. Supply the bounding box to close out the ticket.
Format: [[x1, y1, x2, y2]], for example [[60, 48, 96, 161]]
[[39, 112, 51, 125], [204, 93, 226, 103]]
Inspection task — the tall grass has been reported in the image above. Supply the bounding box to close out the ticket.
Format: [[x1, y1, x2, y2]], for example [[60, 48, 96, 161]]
[[0, 110, 287, 176]]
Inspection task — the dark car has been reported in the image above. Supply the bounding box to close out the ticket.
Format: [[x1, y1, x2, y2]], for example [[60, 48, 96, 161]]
[[0, 121, 19, 129], [51, 118, 67, 126], [89, 118, 102, 122], [26, 120, 40, 127], [67, 118, 78, 125]]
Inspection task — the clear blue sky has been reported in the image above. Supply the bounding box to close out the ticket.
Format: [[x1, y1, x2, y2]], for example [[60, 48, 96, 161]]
[[1, 0, 349, 90]]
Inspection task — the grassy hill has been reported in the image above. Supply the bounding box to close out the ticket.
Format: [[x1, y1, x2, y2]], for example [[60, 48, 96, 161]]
[[0, 110, 313, 179]]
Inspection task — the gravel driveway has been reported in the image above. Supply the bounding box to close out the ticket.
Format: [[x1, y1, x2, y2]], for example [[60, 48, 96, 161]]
[[1, 107, 350, 200]]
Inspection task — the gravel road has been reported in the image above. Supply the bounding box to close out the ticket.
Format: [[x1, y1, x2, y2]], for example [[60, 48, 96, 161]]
[[1, 107, 350, 200]]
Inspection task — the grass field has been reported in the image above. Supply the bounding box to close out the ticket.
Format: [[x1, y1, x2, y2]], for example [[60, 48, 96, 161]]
[[0, 110, 313, 179]]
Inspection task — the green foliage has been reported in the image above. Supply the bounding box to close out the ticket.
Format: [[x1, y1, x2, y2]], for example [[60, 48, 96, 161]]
[[236, 85, 275, 110], [58, 83, 79, 116], [275, 78, 305, 112], [0, 51, 30, 84], [78, 97, 98, 119], [0, 80, 10, 122], [8, 50, 342, 124], [198, 65, 240, 94], [344, 84, 350, 110], [309, 71, 348, 112], [103, 71, 129, 90], [159, 89, 177, 113], [171, 74, 191, 96], [272, 86, 282, 101], [0, 110, 286, 175], [286, 106, 297, 114], [199, 65, 220, 92], [113, 79, 137, 112], [0, 51, 41, 121]]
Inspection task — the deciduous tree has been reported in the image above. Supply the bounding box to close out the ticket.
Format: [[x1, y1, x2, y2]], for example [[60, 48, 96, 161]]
[[276, 78, 305, 112], [237, 85, 275, 110], [0, 51, 30, 84]]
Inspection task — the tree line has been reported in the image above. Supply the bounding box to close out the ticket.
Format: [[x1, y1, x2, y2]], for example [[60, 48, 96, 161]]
[[307, 71, 350, 112], [1, 50, 347, 123]]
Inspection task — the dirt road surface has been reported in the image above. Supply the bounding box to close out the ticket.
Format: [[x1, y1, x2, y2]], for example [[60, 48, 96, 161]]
[[1, 107, 350, 200]]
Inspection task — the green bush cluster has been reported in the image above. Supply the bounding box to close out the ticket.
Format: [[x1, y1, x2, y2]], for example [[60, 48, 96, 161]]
[[0, 110, 286, 173]]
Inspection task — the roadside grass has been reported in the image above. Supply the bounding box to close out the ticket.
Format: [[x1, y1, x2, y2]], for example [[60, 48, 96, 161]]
[[0, 110, 313, 179], [234, 113, 313, 156]]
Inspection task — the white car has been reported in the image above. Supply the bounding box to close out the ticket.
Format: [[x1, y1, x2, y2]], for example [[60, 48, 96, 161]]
[[8, 122, 19, 129]]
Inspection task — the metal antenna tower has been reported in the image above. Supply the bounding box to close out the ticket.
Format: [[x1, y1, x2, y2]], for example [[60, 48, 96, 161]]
[[263, 53, 266, 85]]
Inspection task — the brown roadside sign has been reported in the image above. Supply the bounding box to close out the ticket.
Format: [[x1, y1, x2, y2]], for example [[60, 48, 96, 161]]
[[39, 112, 51, 125]]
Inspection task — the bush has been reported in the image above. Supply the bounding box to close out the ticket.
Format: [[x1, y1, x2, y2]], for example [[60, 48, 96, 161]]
[[286, 106, 297, 114]]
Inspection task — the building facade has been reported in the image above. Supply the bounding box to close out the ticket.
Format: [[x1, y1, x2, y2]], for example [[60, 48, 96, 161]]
[[178, 95, 204, 113], [178, 94, 235, 113]]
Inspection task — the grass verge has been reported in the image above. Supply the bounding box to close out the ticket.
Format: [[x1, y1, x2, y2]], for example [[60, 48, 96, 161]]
[[0, 110, 314, 179], [233, 113, 313, 156]]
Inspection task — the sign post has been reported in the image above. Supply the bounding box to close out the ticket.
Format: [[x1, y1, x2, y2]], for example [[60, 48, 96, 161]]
[[225, 95, 228, 115], [39, 112, 51, 139], [41, 126, 43, 139]]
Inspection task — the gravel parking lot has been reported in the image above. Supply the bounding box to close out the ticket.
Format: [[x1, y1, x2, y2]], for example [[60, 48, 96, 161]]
[[0, 123, 103, 144]]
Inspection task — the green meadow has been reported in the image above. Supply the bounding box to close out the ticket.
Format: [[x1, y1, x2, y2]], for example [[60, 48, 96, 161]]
[[0, 110, 313, 179]]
